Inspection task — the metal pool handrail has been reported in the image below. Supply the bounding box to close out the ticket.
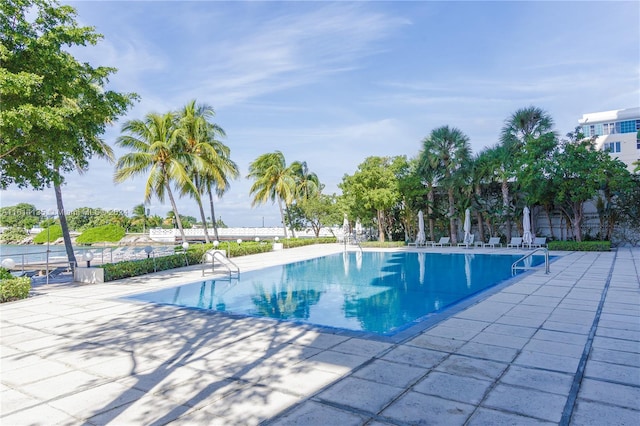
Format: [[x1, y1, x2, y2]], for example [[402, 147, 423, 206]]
[[201, 250, 240, 278], [512, 247, 550, 275]]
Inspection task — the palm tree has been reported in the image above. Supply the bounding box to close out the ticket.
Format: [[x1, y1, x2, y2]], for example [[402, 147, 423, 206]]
[[130, 203, 148, 233], [499, 106, 555, 238], [420, 126, 471, 244], [175, 100, 239, 242], [114, 112, 194, 244], [417, 148, 439, 242], [288, 161, 320, 237], [247, 151, 297, 238]]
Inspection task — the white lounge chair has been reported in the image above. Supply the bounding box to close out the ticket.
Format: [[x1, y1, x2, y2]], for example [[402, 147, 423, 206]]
[[529, 237, 547, 248], [431, 237, 451, 247], [483, 237, 502, 248], [457, 234, 475, 248], [507, 237, 523, 248]]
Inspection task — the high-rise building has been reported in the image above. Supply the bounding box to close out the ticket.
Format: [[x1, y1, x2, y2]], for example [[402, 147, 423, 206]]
[[578, 107, 640, 172]]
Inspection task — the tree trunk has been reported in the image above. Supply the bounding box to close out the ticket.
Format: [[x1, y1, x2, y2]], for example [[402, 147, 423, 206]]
[[165, 183, 187, 244], [501, 178, 512, 239], [377, 209, 385, 242], [285, 204, 296, 238], [207, 186, 220, 241], [277, 198, 288, 238], [573, 202, 583, 242], [54, 182, 76, 270], [427, 186, 435, 242], [544, 205, 554, 240], [196, 198, 211, 244], [448, 188, 457, 244], [475, 184, 485, 243]]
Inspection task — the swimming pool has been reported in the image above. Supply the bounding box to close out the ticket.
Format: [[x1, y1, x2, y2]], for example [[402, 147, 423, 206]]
[[127, 252, 545, 335]]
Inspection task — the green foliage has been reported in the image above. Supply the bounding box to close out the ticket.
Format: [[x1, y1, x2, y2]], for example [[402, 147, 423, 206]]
[[278, 237, 337, 249], [547, 241, 610, 251], [0, 203, 42, 228], [0, 276, 31, 302], [0, 268, 12, 280], [360, 241, 406, 248], [0, 227, 28, 243], [76, 224, 125, 244], [0, 0, 137, 189], [32, 225, 62, 243]]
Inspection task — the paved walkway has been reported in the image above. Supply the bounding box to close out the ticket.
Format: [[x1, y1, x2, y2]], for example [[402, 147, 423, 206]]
[[1, 245, 638, 425]]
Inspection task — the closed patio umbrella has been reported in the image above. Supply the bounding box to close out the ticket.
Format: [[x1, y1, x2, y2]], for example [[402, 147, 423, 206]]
[[463, 208, 472, 244], [342, 214, 349, 244], [523, 206, 532, 247], [416, 210, 426, 246]]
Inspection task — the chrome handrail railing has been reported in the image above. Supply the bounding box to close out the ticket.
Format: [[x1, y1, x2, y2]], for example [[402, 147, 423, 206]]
[[512, 247, 549, 275]]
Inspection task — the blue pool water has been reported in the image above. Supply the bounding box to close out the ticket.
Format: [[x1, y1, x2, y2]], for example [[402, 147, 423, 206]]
[[127, 252, 545, 335]]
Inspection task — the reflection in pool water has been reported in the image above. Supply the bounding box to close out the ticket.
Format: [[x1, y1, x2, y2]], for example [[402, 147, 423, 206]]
[[127, 252, 545, 335]]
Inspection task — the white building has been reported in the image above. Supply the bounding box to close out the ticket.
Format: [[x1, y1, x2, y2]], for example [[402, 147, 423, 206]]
[[578, 107, 640, 172]]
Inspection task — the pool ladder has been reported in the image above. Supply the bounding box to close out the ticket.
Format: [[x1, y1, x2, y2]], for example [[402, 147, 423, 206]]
[[202, 250, 240, 279], [511, 248, 550, 275]]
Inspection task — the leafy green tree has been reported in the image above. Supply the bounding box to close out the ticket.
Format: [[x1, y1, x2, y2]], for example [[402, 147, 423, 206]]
[[550, 129, 631, 242], [420, 126, 471, 244], [0, 203, 41, 229], [297, 193, 341, 237], [1, 0, 136, 268], [339, 156, 403, 242], [247, 151, 297, 238], [115, 112, 194, 244]]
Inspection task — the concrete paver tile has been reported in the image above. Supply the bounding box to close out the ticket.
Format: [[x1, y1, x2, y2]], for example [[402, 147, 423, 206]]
[[0, 402, 77, 425], [380, 390, 474, 425], [305, 350, 370, 374], [578, 378, 640, 410], [86, 391, 193, 425], [591, 335, 640, 354], [406, 333, 467, 352], [413, 371, 493, 404], [584, 360, 640, 387], [184, 387, 301, 426], [499, 365, 573, 395], [434, 355, 508, 381], [542, 320, 591, 335], [571, 399, 640, 426], [266, 366, 343, 396], [423, 324, 482, 340], [457, 342, 519, 363], [471, 331, 530, 350], [46, 381, 145, 418], [0, 388, 43, 416], [330, 338, 392, 358], [19, 370, 105, 401], [0, 358, 72, 387], [522, 339, 584, 358], [532, 329, 588, 346], [270, 401, 369, 426], [467, 407, 556, 425], [589, 347, 640, 368], [484, 323, 538, 338], [380, 345, 448, 368], [351, 359, 426, 388], [513, 350, 580, 374], [482, 384, 566, 423], [317, 376, 403, 413]]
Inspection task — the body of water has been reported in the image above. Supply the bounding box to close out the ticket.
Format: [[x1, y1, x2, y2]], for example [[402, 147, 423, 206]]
[[127, 251, 545, 335]]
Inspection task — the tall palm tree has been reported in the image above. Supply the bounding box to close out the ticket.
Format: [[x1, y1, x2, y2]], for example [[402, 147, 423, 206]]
[[499, 106, 555, 238], [417, 148, 439, 242], [131, 203, 148, 233], [114, 112, 194, 244], [420, 126, 471, 244], [175, 100, 222, 243], [247, 151, 296, 238], [175, 100, 239, 242]]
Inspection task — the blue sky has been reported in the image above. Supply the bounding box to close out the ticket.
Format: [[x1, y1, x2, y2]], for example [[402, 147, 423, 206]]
[[3, 0, 639, 227]]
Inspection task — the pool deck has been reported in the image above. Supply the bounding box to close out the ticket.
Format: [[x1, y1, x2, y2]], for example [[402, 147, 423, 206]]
[[1, 244, 638, 425]]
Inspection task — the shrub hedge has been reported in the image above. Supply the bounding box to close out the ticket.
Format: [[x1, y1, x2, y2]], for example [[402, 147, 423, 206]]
[[547, 241, 611, 251], [33, 225, 63, 244], [361, 241, 406, 248], [1, 276, 31, 303], [102, 240, 276, 282], [76, 224, 126, 244]]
